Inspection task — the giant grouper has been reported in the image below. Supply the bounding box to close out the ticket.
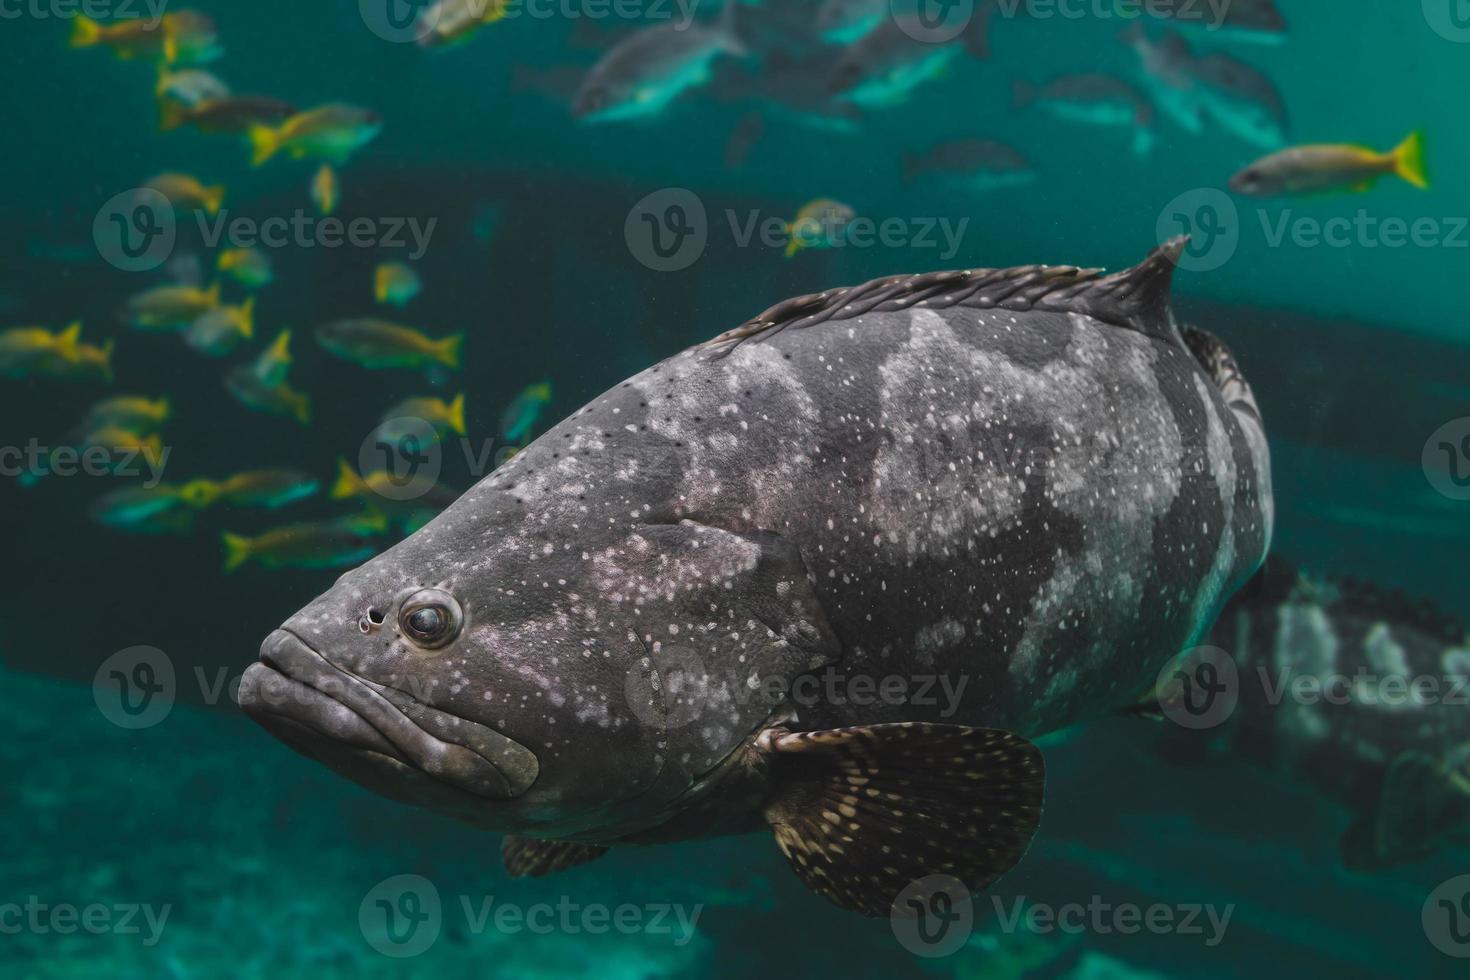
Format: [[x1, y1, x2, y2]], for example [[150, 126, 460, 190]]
[[240, 237, 1273, 916]]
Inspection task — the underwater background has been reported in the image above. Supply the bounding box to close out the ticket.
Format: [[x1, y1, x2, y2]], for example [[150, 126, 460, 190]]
[[1, 0, 1468, 976]]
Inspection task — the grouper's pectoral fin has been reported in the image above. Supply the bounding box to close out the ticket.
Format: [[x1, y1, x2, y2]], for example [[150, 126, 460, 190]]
[[757, 722, 1044, 917], [1340, 751, 1470, 871], [501, 835, 609, 878]]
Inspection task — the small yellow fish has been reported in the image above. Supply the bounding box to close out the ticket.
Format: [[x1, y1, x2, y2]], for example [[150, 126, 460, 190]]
[[89, 482, 214, 534], [249, 104, 382, 166], [383, 393, 466, 436], [253, 329, 294, 386], [81, 395, 171, 433], [125, 281, 221, 330], [315, 319, 462, 370], [311, 163, 339, 216], [145, 172, 224, 214], [0, 323, 114, 382], [332, 459, 460, 526], [221, 512, 388, 572], [212, 469, 321, 509], [418, 0, 509, 48], [155, 65, 229, 106], [785, 198, 857, 258], [217, 248, 273, 289], [185, 296, 255, 356], [70, 14, 178, 62], [1230, 130, 1429, 197], [224, 331, 309, 424], [82, 426, 165, 470], [374, 262, 422, 307]]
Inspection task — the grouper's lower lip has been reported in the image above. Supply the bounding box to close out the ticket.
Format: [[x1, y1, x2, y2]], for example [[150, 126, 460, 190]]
[[239, 630, 539, 801]]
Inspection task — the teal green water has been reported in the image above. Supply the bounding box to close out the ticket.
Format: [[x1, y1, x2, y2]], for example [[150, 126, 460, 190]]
[[1, 2, 1468, 977]]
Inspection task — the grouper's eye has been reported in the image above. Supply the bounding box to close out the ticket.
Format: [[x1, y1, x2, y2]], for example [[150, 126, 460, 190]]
[[399, 589, 462, 649]]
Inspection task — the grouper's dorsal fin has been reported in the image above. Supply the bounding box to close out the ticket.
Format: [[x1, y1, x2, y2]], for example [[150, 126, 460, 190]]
[[700, 237, 1190, 355]]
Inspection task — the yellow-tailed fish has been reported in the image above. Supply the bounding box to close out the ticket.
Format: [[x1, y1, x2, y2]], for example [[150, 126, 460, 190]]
[[217, 247, 273, 288], [185, 296, 255, 356], [0, 322, 82, 377], [81, 426, 165, 471], [125, 281, 221, 330], [221, 513, 387, 572], [156, 65, 229, 106], [784, 198, 857, 258], [418, 0, 509, 48], [315, 319, 462, 370], [382, 393, 466, 436], [53, 336, 117, 383], [213, 469, 321, 509], [145, 172, 224, 214], [70, 14, 178, 62], [331, 459, 459, 525], [89, 482, 216, 534], [1230, 130, 1429, 197], [248, 104, 382, 166], [81, 395, 170, 433], [374, 262, 422, 307], [311, 164, 339, 215], [224, 330, 309, 424], [499, 381, 553, 442]]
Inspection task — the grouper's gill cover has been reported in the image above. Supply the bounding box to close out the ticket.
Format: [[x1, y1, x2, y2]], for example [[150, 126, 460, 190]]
[[242, 237, 1273, 915]]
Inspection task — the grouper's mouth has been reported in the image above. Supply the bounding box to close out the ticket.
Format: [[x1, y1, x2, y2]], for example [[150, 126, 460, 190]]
[[239, 630, 539, 802]]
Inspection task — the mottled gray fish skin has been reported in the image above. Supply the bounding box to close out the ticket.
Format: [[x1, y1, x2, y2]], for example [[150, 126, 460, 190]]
[[240, 242, 1272, 850], [1200, 560, 1470, 853]]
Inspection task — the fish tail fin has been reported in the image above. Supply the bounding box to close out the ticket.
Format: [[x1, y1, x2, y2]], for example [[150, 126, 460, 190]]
[[783, 234, 799, 259], [248, 124, 281, 166], [221, 531, 253, 572], [56, 321, 83, 355], [155, 397, 172, 420], [204, 184, 225, 215], [70, 15, 102, 48], [291, 390, 311, 425], [1012, 79, 1036, 109], [237, 296, 255, 339], [159, 99, 188, 132], [332, 458, 366, 500], [267, 329, 292, 366], [154, 65, 171, 97], [205, 281, 222, 306], [436, 333, 464, 369], [448, 392, 467, 435], [1392, 129, 1428, 189], [99, 339, 116, 383]]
